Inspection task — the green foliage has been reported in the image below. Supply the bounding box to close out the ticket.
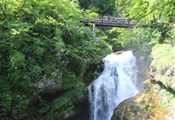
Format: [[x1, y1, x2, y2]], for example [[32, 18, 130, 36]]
[[0, 0, 110, 119], [2, 0, 175, 119], [115, 0, 175, 44], [155, 75, 171, 87], [37, 71, 87, 119], [151, 44, 174, 70], [78, 0, 115, 15], [154, 84, 175, 109], [151, 44, 174, 91], [0, 78, 11, 109]]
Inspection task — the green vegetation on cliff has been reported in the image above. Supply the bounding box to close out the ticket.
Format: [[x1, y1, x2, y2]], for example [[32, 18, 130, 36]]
[[151, 44, 174, 70], [150, 44, 175, 90], [0, 0, 111, 119]]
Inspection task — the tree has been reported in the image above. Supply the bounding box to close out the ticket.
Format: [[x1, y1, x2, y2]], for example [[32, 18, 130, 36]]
[[0, 0, 111, 119], [78, 0, 115, 15]]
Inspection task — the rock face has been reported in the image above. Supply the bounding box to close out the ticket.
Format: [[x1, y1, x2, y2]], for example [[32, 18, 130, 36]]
[[112, 44, 175, 120], [111, 83, 167, 120], [66, 97, 90, 120], [34, 79, 56, 89], [11, 76, 67, 120], [112, 80, 175, 120], [150, 44, 175, 90], [83, 61, 104, 85], [34, 75, 62, 91], [32, 75, 66, 102]]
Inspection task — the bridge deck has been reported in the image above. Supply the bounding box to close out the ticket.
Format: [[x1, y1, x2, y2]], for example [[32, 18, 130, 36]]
[[82, 18, 157, 28]]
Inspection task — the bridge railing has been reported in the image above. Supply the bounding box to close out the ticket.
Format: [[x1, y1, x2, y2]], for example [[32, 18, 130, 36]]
[[82, 17, 131, 24]]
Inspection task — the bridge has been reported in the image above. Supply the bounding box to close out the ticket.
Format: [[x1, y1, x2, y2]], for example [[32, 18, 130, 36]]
[[81, 17, 159, 40], [82, 18, 157, 28]]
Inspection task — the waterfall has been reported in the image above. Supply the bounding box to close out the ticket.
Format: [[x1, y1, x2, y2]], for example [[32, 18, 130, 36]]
[[88, 51, 140, 120]]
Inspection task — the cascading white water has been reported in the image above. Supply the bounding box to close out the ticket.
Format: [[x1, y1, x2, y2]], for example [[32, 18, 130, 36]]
[[88, 51, 140, 120]]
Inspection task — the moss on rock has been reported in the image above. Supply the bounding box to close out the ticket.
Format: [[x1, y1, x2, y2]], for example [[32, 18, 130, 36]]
[[150, 44, 175, 91], [151, 44, 174, 70]]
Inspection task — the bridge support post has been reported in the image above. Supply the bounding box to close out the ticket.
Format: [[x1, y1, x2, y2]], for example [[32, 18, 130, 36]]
[[93, 24, 97, 41]]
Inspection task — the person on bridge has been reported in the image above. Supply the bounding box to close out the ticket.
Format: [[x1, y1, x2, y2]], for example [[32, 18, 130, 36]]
[[103, 16, 108, 23]]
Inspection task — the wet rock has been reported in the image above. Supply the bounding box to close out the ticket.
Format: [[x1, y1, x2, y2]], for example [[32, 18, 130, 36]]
[[83, 61, 104, 85], [113, 51, 125, 55], [66, 97, 89, 120], [111, 82, 169, 120]]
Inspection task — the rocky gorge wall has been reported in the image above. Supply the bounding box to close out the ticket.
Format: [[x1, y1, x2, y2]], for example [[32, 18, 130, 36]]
[[112, 44, 175, 120], [150, 44, 175, 91]]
